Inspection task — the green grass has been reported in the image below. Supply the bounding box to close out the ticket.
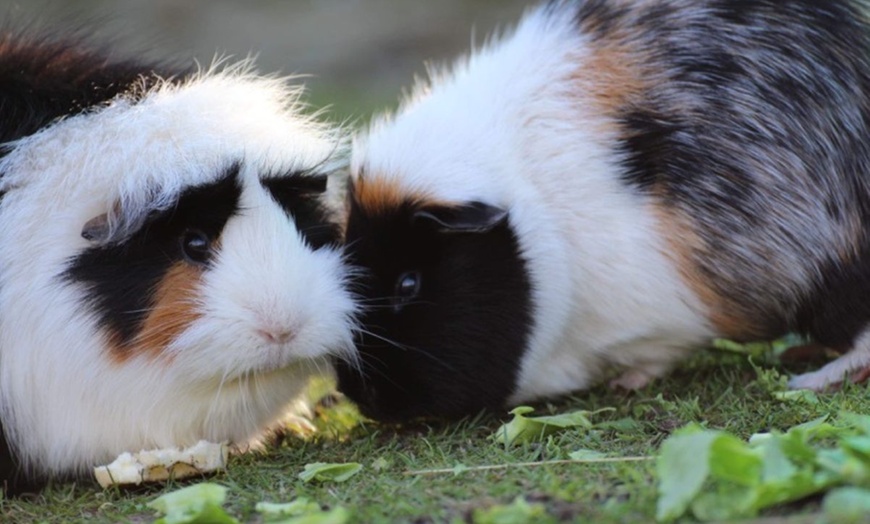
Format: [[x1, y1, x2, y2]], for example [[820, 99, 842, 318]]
[[2, 349, 867, 523]]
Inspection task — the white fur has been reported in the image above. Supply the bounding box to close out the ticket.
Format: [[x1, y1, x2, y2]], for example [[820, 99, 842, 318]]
[[354, 7, 715, 402], [788, 329, 870, 389], [0, 64, 357, 476]]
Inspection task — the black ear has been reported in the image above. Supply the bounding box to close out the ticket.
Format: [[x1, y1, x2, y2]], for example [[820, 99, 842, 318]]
[[413, 201, 508, 233], [81, 213, 111, 243]]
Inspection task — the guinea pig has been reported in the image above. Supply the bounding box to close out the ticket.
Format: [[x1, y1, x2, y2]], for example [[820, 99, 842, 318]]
[[335, 0, 870, 422], [0, 33, 357, 494]]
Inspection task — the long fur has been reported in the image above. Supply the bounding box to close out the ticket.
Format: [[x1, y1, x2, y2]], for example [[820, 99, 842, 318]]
[[338, 0, 870, 420], [0, 38, 357, 490]]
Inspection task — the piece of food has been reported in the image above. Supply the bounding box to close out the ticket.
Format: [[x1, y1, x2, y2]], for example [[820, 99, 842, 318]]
[[94, 440, 228, 488]]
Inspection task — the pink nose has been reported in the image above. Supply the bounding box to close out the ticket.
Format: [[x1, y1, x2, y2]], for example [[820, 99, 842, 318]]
[[258, 329, 295, 344]]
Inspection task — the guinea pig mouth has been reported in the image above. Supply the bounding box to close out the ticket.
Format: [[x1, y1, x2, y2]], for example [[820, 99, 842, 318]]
[[223, 361, 303, 388], [244, 342, 341, 378], [247, 352, 307, 375]]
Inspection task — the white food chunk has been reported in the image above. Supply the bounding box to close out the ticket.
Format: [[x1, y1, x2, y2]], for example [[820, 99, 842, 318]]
[[94, 440, 228, 488]]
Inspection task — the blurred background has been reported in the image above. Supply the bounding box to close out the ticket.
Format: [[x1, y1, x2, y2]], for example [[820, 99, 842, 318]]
[[0, 0, 531, 124]]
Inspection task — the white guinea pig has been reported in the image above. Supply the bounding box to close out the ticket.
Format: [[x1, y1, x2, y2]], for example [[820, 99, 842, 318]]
[[335, 0, 870, 421], [0, 34, 357, 493]]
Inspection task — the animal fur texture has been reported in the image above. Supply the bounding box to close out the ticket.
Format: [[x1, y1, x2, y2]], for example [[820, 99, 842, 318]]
[[0, 34, 356, 492], [336, 0, 870, 421]]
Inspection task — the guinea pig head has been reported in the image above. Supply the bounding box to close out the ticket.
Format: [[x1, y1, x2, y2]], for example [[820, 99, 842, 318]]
[[69, 162, 351, 376], [336, 177, 535, 421]]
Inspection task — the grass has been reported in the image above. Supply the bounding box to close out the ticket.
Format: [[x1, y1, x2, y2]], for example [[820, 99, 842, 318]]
[[2, 348, 867, 523]]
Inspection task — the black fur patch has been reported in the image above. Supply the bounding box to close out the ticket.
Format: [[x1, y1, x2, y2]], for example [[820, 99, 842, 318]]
[[262, 173, 341, 249], [569, 0, 632, 39], [796, 237, 870, 351], [0, 416, 35, 497], [0, 31, 188, 147], [335, 195, 534, 421], [609, 0, 858, 198], [65, 165, 241, 352]]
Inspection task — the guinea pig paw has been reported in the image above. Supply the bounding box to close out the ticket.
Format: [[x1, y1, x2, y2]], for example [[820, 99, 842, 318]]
[[609, 369, 655, 391], [787, 369, 842, 391], [283, 413, 317, 437], [849, 366, 870, 385], [788, 347, 870, 391]]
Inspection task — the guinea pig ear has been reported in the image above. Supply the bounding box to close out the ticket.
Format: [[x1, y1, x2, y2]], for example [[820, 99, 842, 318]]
[[81, 213, 111, 243], [413, 201, 508, 233]]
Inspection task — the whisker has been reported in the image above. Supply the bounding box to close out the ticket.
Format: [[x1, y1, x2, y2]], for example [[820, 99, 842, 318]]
[[300, 224, 339, 234], [207, 365, 232, 424], [251, 372, 268, 420], [356, 328, 458, 373], [350, 352, 410, 394], [341, 237, 363, 252]]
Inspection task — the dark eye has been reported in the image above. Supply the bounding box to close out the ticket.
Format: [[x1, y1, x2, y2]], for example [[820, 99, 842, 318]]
[[392, 270, 421, 311], [180, 229, 211, 265]]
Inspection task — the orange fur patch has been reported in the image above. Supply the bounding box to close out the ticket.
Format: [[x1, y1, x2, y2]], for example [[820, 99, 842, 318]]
[[108, 263, 203, 363], [565, 8, 656, 136], [571, 43, 647, 124], [351, 170, 433, 215], [651, 202, 766, 340]]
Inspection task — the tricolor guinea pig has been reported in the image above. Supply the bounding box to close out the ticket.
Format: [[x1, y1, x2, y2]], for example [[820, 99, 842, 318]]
[[0, 34, 357, 493], [335, 0, 870, 421]]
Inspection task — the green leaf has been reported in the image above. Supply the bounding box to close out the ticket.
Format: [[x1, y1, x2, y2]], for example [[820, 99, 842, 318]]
[[266, 507, 350, 524], [711, 335, 805, 358], [712, 339, 770, 358], [708, 433, 762, 486], [471, 496, 552, 524], [751, 416, 833, 466], [256, 499, 350, 524], [452, 463, 469, 476], [817, 448, 870, 485], [595, 417, 643, 433], [792, 415, 837, 437], [148, 483, 237, 524], [839, 412, 870, 435], [569, 449, 608, 460], [773, 390, 820, 404], [753, 469, 828, 512], [770, 333, 810, 355], [371, 457, 390, 472], [656, 426, 719, 522], [298, 462, 362, 484], [256, 498, 322, 518], [748, 358, 789, 392], [280, 508, 349, 524], [758, 437, 797, 484], [842, 436, 870, 463], [493, 406, 613, 446], [656, 415, 870, 522], [750, 433, 832, 511], [823, 487, 870, 524], [690, 486, 756, 521]]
